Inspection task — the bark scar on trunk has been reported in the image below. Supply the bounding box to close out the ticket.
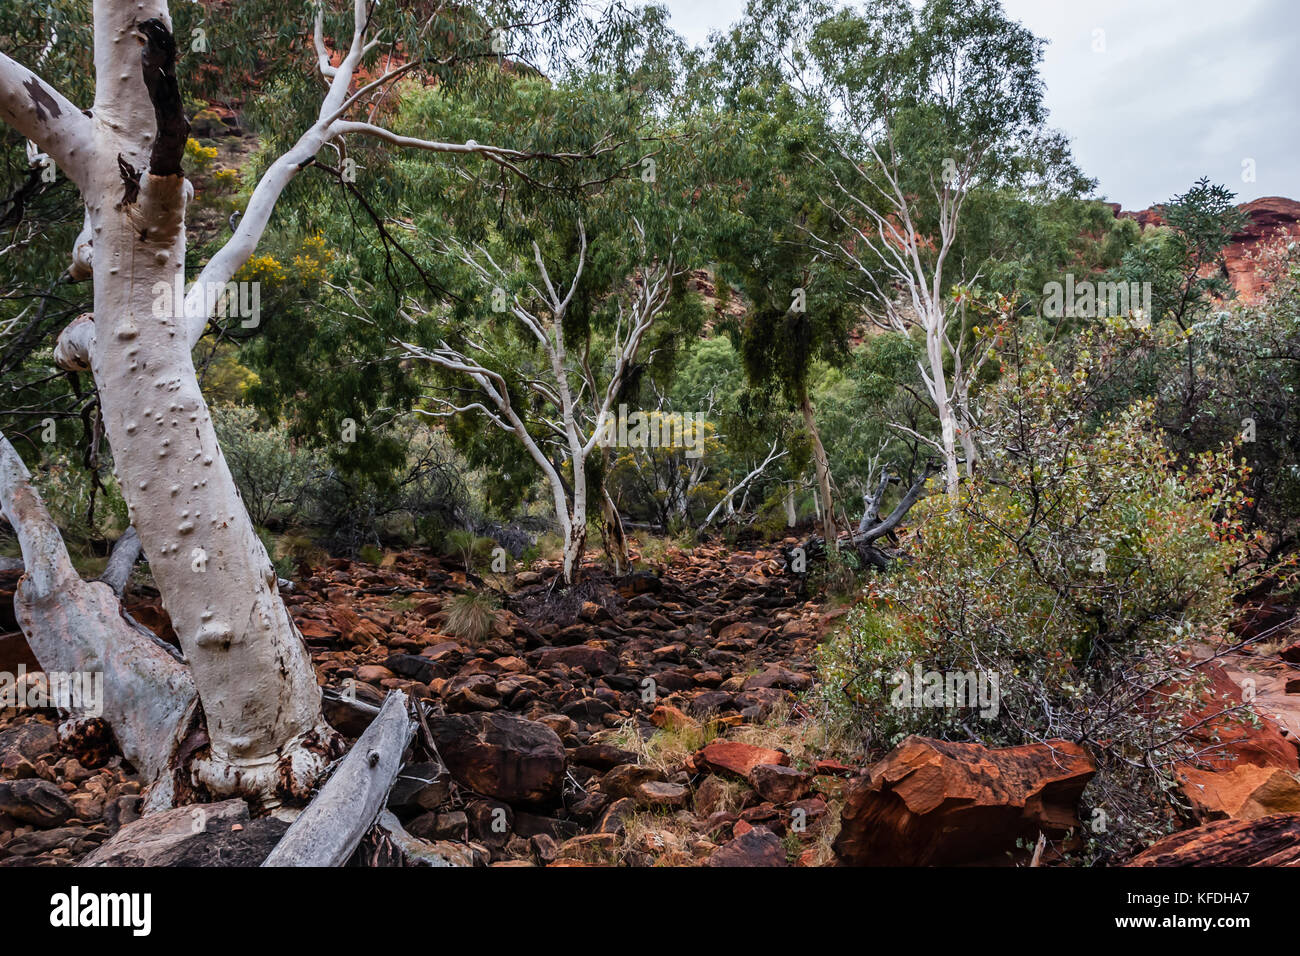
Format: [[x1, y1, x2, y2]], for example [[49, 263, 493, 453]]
[[116, 155, 141, 207], [23, 76, 61, 121], [137, 18, 189, 178]]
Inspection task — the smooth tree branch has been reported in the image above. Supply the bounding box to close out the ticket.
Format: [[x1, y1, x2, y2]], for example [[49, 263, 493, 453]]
[[0, 432, 196, 800], [0, 50, 94, 191]]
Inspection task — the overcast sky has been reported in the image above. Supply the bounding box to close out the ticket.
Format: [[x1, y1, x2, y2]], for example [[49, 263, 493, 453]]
[[655, 0, 1300, 210]]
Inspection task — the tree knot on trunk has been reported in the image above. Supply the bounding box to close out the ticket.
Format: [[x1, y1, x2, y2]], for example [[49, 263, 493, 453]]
[[136, 18, 190, 178]]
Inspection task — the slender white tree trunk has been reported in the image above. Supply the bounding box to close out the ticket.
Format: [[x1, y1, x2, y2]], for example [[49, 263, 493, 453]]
[[563, 507, 587, 584], [923, 311, 961, 501], [563, 455, 588, 583]]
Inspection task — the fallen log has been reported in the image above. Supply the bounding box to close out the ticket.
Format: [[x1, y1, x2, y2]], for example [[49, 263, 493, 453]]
[[262, 690, 415, 866], [782, 461, 939, 574]]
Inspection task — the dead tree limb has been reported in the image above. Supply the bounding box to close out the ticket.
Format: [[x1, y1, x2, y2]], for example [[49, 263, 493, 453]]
[[698, 438, 787, 534], [262, 690, 415, 867], [0, 432, 196, 800], [97, 526, 141, 597], [855, 461, 939, 548], [374, 810, 462, 867], [784, 461, 940, 573], [858, 469, 893, 535]]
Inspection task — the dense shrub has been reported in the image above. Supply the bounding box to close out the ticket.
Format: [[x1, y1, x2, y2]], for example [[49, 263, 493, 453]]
[[1169, 240, 1300, 560], [212, 406, 474, 555], [814, 331, 1259, 859], [212, 405, 316, 529], [30, 446, 130, 549]]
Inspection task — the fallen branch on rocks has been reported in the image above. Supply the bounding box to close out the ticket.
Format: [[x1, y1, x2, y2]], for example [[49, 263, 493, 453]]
[[698, 438, 787, 534], [262, 690, 415, 866], [374, 810, 461, 866]]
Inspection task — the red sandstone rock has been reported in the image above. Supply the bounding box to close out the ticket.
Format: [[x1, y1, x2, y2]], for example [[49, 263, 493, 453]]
[[1178, 662, 1298, 772], [695, 740, 791, 778], [1176, 764, 1300, 821], [833, 736, 1094, 866], [1128, 813, 1300, 866]]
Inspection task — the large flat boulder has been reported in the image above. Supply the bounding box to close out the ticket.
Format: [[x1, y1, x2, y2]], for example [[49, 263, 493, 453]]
[[833, 736, 1094, 866], [0, 779, 75, 828], [1177, 764, 1300, 821], [82, 799, 288, 867], [706, 826, 788, 867], [692, 740, 790, 778], [428, 713, 566, 805], [0, 721, 59, 765]]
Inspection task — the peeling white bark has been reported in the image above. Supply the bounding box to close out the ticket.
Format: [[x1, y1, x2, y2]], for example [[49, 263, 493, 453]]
[[53, 313, 95, 371], [89, 44, 330, 805], [1, 0, 340, 806], [69, 208, 94, 280]]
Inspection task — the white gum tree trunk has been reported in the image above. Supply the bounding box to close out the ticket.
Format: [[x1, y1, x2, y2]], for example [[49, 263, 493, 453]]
[[82, 2, 337, 805], [800, 392, 838, 544], [816, 140, 990, 505], [922, 310, 962, 501], [0, 434, 196, 805], [0, 0, 586, 804]]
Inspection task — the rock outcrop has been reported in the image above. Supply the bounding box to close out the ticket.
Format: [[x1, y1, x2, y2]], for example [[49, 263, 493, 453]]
[[833, 736, 1095, 866], [1111, 196, 1300, 303], [1177, 764, 1300, 822], [1128, 812, 1300, 866]]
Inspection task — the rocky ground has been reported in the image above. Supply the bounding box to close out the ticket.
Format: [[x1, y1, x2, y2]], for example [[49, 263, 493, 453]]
[[0, 542, 862, 866], [3, 543, 1300, 867]]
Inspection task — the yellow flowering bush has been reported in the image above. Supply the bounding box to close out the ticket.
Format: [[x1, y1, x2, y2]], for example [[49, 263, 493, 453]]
[[183, 137, 218, 171], [236, 254, 288, 285]]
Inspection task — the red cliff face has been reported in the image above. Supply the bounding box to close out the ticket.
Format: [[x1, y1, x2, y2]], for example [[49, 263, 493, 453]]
[[1224, 197, 1300, 301], [1112, 196, 1300, 303]]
